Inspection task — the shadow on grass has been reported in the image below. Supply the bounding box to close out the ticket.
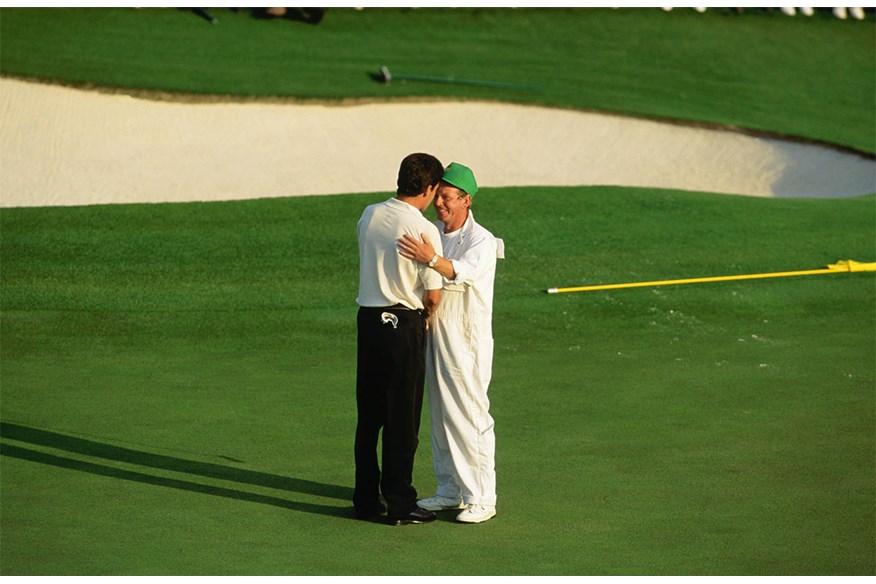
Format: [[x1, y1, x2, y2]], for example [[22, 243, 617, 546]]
[[0, 421, 354, 519]]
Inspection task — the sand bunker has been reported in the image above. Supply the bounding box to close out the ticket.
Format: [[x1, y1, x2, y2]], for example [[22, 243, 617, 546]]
[[1, 77, 873, 208]]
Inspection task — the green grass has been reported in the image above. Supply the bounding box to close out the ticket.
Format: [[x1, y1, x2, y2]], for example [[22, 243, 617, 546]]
[[1, 5, 874, 576], [2, 189, 874, 575], [1, 7, 874, 152]]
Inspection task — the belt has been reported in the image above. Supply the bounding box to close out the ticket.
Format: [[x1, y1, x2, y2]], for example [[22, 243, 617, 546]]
[[360, 304, 422, 313]]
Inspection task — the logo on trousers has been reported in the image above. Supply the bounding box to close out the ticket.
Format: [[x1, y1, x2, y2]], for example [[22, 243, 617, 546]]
[[380, 312, 398, 329]]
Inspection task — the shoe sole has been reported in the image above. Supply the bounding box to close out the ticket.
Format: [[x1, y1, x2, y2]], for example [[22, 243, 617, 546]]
[[390, 517, 437, 526], [457, 512, 496, 524]]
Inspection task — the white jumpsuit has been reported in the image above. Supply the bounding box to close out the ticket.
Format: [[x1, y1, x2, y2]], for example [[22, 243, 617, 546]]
[[426, 212, 501, 506]]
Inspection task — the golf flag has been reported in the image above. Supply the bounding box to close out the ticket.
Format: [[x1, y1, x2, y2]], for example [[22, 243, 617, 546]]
[[546, 259, 876, 294]]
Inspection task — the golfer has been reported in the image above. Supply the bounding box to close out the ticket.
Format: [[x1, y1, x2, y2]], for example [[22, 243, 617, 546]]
[[354, 152, 445, 526], [398, 162, 501, 523]]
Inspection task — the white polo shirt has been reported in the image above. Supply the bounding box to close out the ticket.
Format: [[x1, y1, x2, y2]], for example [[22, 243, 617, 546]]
[[357, 197, 444, 310]]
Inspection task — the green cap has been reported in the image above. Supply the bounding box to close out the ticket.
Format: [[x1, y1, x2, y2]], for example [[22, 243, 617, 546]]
[[442, 162, 478, 196]]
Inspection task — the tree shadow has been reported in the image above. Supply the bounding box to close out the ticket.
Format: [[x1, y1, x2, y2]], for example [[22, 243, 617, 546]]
[[0, 421, 355, 519]]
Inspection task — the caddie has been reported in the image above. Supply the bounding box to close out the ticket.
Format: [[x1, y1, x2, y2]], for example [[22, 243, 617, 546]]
[[398, 162, 503, 523]]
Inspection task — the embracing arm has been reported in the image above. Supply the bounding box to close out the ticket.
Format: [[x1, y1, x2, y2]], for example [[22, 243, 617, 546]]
[[423, 288, 441, 312], [422, 288, 441, 325], [398, 233, 457, 280]]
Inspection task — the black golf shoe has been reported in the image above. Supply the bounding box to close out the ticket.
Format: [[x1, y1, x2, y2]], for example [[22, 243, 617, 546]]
[[388, 507, 437, 526]]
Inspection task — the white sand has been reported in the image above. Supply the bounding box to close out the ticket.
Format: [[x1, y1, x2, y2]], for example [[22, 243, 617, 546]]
[[1, 77, 873, 207]]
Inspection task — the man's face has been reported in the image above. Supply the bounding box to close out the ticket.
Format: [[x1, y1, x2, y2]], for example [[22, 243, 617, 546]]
[[434, 183, 470, 226]]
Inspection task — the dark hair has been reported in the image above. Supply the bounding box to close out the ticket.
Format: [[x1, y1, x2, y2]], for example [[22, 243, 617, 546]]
[[396, 153, 444, 197]]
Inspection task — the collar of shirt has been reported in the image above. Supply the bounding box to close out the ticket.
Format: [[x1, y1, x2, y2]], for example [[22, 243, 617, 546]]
[[440, 210, 478, 241], [461, 211, 478, 236], [387, 196, 424, 217]]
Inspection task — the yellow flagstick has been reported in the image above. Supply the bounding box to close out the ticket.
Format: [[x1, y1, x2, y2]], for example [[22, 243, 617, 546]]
[[546, 260, 876, 294]]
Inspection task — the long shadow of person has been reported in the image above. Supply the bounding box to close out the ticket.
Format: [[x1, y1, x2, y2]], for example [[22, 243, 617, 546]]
[[0, 421, 353, 519]]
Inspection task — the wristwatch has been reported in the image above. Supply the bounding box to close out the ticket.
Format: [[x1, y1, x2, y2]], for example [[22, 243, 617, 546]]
[[428, 254, 439, 268]]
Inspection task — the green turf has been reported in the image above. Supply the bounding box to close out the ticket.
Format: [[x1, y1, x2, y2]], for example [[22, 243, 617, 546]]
[[1, 189, 874, 575], [1, 4, 874, 576], [1, 7, 874, 152]]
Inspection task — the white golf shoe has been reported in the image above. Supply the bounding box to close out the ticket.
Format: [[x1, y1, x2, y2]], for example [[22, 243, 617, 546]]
[[456, 504, 496, 524], [416, 494, 466, 511]]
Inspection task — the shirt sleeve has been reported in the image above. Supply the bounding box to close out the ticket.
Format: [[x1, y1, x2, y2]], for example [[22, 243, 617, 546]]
[[420, 222, 445, 290], [448, 231, 496, 286]]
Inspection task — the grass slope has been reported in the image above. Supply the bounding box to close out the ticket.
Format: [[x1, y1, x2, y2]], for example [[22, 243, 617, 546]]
[[1, 188, 873, 575], [1, 7, 874, 152]]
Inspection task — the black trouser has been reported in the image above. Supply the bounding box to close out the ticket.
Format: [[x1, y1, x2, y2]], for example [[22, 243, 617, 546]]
[[354, 305, 427, 518]]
